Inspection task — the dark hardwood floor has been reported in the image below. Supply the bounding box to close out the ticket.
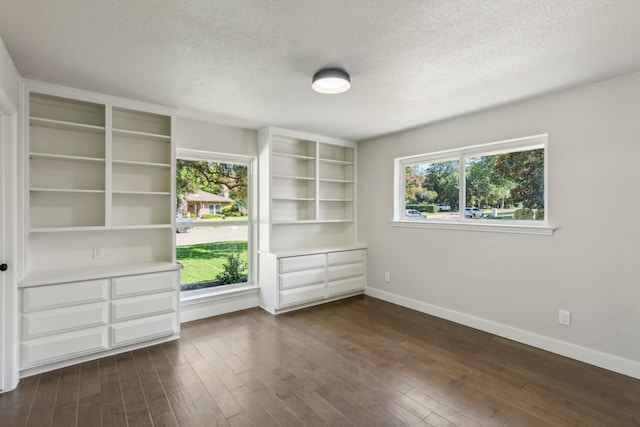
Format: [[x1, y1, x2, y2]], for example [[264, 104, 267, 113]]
[[2, 295, 639, 426]]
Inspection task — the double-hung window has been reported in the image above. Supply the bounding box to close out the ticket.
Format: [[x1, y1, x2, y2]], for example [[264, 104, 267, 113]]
[[394, 134, 553, 234]]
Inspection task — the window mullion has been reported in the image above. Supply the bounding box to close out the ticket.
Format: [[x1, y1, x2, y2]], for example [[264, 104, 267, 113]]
[[459, 153, 466, 220]]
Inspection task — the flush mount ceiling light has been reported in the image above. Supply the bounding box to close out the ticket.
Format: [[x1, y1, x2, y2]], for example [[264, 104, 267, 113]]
[[311, 68, 351, 94]]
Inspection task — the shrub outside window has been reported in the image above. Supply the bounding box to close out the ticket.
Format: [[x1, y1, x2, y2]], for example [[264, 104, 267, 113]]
[[395, 135, 549, 230]]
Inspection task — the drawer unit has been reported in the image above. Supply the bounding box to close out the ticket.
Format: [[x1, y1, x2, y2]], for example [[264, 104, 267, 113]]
[[327, 262, 364, 281], [22, 302, 108, 339], [279, 283, 326, 308], [110, 313, 177, 347], [279, 254, 326, 273], [279, 268, 326, 290], [21, 326, 108, 368], [112, 271, 177, 298], [263, 248, 366, 312], [19, 269, 180, 372], [111, 291, 177, 322], [22, 279, 108, 312], [327, 250, 365, 266]]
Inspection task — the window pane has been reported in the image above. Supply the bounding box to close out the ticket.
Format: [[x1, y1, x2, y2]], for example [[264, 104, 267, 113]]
[[405, 159, 459, 219], [465, 148, 544, 221], [176, 159, 250, 291], [177, 224, 248, 291]]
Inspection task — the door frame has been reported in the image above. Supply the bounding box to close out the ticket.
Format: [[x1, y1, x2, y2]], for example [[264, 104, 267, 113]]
[[0, 87, 19, 392]]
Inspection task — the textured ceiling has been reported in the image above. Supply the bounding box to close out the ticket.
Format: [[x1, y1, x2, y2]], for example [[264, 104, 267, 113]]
[[1, 0, 640, 141]]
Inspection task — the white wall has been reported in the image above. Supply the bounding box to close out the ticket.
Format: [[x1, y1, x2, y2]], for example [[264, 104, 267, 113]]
[[0, 38, 20, 109], [176, 116, 257, 156], [358, 72, 640, 378]]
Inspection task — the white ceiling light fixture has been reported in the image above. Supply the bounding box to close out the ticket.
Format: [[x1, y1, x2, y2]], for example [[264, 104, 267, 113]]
[[312, 68, 351, 94]]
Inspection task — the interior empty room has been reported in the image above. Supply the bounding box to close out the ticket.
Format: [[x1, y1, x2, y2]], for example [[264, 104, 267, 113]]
[[1, 1, 640, 426]]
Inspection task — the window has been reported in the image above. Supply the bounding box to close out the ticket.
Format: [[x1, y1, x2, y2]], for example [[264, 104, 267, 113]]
[[176, 149, 256, 294], [394, 134, 552, 234]]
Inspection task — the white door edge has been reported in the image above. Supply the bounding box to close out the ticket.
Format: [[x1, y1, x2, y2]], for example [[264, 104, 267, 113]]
[[0, 89, 19, 393]]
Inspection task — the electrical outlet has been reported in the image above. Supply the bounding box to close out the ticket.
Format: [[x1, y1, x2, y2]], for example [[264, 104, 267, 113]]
[[558, 309, 571, 326], [384, 272, 391, 282], [93, 246, 104, 259]]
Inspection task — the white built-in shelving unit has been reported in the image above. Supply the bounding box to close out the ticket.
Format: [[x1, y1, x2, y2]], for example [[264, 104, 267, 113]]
[[19, 83, 180, 374], [258, 127, 365, 313]]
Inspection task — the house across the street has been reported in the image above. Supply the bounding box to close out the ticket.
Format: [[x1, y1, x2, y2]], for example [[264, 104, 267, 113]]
[[183, 190, 236, 217]]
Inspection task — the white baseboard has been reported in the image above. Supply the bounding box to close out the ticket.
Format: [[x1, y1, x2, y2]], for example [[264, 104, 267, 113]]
[[365, 287, 640, 380], [180, 287, 260, 323]]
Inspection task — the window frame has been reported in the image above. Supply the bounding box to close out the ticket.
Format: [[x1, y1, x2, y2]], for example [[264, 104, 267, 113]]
[[393, 134, 554, 235], [176, 148, 258, 296]]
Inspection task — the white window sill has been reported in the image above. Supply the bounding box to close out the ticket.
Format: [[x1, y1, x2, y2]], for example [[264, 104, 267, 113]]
[[180, 283, 259, 305], [390, 220, 555, 235]]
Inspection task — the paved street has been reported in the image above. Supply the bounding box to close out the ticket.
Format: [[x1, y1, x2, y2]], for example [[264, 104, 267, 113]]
[[176, 224, 248, 246]]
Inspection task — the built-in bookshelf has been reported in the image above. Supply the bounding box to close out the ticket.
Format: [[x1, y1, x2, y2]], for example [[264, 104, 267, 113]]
[[259, 128, 356, 240], [19, 83, 180, 374], [258, 127, 365, 313], [23, 87, 177, 284]]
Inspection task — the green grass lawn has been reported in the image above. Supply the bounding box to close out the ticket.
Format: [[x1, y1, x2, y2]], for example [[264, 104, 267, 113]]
[[177, 241, 248, 285]]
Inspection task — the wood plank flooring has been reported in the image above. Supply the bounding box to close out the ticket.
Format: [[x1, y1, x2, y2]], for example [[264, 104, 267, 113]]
[[2, 295, 640, 426]]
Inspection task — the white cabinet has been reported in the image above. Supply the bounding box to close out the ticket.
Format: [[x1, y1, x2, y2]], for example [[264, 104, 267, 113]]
[[110, 292, 177, 322], [112, 271, 176, 298], [109, 271, 179, 348], [258, 127, 365, 312], [19, 83, 180, 373], [20, 271, 179, 370], [279, 268, 326, 290], [279, 254, 326, 272], [22, 303, 108, 340], [261, 248, 366, 313], [22, 279, 108, 312], [21, 327, 109, 368], [20, 279, 110, 368], [279, 283, 327, 308], [326, 251, 365, 298], [110, 313, 177, 347]]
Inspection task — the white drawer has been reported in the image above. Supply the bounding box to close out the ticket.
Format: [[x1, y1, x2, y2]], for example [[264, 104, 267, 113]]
[[279, 268, 325, 290], [279, 283, 326, 308], [22, 280, 108, 312], [327, 250, 365, 266], [327, 263, 364, 281], [279, 254, 326, 273], [110, 313, 177, 347], [22, 302, 108, 339], [111, 291, 177, 322], [327, 277, 364, 297], [21, 326, 108, 368], [112, 271, 177, 299]]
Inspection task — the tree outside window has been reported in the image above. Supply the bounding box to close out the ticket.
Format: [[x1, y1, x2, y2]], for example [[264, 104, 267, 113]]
[[400, 135, 546, 222], [176, 159, 250, 291]]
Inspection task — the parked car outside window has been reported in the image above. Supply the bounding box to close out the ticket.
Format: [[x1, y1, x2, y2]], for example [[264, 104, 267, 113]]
[[405, 209, 425, 218], [176, 215, 193, 233], [464, 207, 483, 219]]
